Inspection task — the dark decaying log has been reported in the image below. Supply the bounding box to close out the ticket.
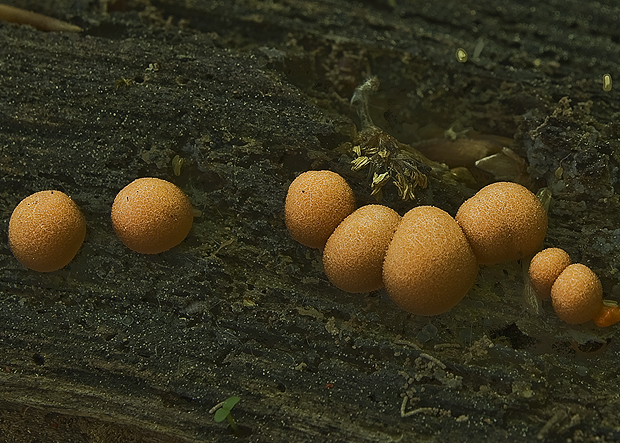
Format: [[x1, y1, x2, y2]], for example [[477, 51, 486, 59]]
[[2, 0, 620, 441]]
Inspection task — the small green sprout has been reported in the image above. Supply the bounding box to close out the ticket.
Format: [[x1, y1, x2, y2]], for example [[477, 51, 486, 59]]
[[213, 396, 241, 435]]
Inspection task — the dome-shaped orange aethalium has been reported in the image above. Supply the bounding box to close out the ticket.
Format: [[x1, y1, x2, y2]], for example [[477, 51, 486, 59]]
[[8, 190, 86, 272], [111, 178, 193, 254], [529, 248, 571, 300], [382, 206, 479, 316], [455, 182, 547, 265], [323, 204, 401, 293], [551, 263, 603, 324], [285, 170, 355, 249]]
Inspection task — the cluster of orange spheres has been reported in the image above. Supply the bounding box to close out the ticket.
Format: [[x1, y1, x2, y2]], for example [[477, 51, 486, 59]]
[[7, 178, 193, 272], [285, 170, 620, 327], [529, 248, 620, 327]]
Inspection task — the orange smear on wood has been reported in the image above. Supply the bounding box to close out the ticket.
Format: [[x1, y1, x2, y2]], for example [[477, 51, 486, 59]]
[[593, 304, 620, 327]]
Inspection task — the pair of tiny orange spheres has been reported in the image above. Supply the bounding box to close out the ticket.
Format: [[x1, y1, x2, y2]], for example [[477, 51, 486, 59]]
[[285, 170, 620, 327], [8, 178, 193, 272]]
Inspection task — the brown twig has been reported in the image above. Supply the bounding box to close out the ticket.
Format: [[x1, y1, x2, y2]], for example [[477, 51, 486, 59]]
[[0, 4, 82, 32]]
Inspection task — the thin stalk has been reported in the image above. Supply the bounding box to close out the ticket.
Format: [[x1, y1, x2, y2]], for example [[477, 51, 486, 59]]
[[226, 414, 242, 435]]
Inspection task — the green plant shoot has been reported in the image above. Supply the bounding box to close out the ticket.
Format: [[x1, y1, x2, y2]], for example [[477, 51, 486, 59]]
[[214, 396, 241, 435]]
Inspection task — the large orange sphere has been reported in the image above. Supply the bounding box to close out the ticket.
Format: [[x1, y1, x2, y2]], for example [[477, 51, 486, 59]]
[[8, 190, 86, 272], [284, 170, 355, 249], [455, 182, 547, 265], [111, 178, 193, 254], [383, 206, 478, 316], [323, 205, 401, 293]]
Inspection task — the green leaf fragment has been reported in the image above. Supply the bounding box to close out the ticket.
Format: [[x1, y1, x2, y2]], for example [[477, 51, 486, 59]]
[[214, 408, 229, 423], [222, 396, 240, 410]]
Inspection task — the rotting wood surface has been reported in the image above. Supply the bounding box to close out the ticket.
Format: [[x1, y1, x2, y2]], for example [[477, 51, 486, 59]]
[[2, 0, 620, 442]]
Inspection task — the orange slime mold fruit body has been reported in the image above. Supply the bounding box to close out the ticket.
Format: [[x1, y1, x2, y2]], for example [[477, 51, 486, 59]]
[[284, 170, 355, 249], [529, 248, 571, 299], [323, 204, 401, 293], [593, 304, 620, 327], [455, 182, 547, 265], [382, 206, 478, 316], [551, 263, 603, 324], [8, 190, 86, 272], [111, 178, 193, 254]]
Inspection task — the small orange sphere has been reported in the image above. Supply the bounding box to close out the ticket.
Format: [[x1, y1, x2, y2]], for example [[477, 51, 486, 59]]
[[284, 170, 355, 249], [382, 206, 479, 316], [8, 190, 86, 272], [551, 263, 603, 324], [323, 205, 401, 293], [455, 182, 547, 265], [111, 178, 193, 254], [529, 248, 571, 299]]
